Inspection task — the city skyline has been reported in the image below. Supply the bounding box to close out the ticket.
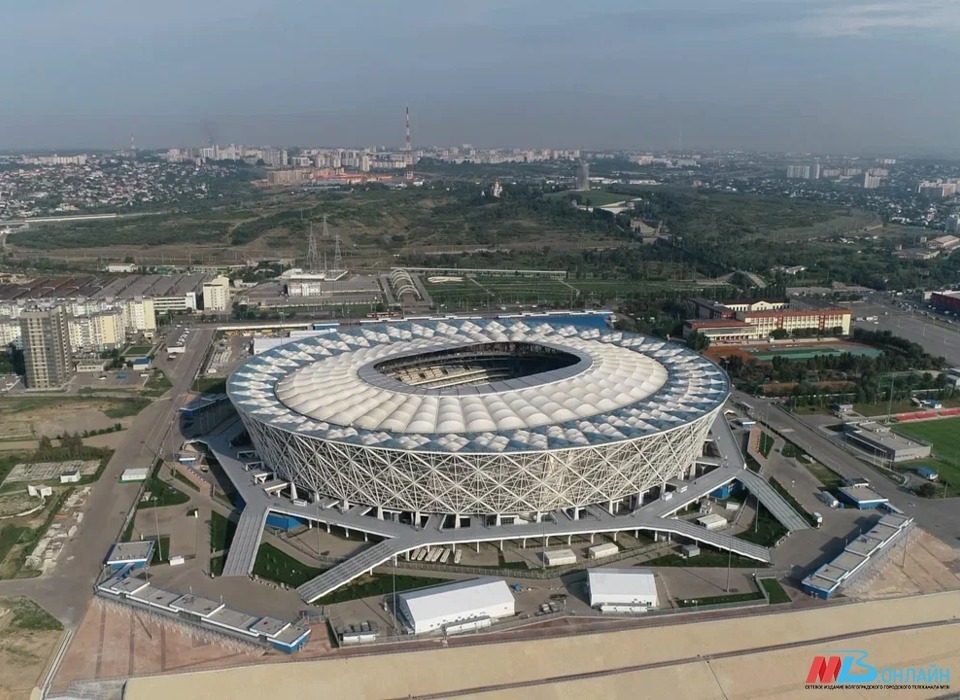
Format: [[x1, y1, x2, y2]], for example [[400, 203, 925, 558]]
[[2, 1, 959, 153]]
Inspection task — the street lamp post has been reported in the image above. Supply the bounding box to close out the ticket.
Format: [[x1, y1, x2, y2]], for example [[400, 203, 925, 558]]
[[153, 497, 162, 563]]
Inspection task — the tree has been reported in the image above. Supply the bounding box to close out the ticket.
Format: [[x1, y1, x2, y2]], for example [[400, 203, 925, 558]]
[[917, 482, 938, 498], [769, 328, 789, 340], [686, 331, 710, 353]]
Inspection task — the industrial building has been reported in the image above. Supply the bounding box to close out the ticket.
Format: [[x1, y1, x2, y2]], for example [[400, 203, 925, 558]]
[[837, 484, 889, 509], [20, 306, 74, 389], [587, 568, 659, 611], [802, 514, 912, 599], [843, 422, 931, 463], [396, 578, 515, 634], [229, 318, 728, 522], [105, 541, 155, 570], [930, 290, 960, 315]]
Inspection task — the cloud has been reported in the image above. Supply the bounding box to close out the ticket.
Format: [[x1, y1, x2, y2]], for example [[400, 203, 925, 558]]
[[796, 0, 960, 37]]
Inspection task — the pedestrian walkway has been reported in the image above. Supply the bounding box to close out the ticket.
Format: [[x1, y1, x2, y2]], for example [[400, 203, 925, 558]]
[[735, 469, 810, 531]]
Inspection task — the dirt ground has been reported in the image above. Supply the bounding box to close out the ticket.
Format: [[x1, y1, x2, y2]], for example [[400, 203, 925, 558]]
[[50, 600, 333, 694], [0, 400, 131, 442], [847, 529, 960, 599], [0, 600, 63, 700]]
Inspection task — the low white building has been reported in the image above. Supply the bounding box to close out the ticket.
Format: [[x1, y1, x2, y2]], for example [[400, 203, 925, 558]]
[[587, 568, 659, 611], [543, 549, 577, 567], [587, 542, 619, 560], [698, 513, 728, 531], [397, 577, 514, 634], [120, 468, 149, 483]]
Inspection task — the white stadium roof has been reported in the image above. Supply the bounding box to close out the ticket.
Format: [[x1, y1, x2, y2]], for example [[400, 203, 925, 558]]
[[227, 318, 728, 454]]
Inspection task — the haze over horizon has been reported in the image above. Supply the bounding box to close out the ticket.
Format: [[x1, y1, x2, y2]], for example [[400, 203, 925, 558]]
[[2, 0, 958, 154]]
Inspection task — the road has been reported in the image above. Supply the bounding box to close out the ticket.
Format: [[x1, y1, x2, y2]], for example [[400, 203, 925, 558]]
[[0, 327, 214, 626], [733, 389, 960, 549]]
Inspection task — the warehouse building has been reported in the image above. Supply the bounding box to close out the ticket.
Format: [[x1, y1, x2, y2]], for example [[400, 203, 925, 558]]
[[587, 568, 659, 612], [837, 484, 889, 509], [396, 577, 515, 634], [843, 422, 931, 463]]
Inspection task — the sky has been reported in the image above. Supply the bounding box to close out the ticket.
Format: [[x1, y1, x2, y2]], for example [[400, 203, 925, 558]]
[[1, 0, 957, 153]]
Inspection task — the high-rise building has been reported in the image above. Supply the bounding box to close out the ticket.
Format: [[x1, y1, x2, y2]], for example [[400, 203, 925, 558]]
[[20, 306, 73, 389], [786, 165, 812, 179], [863, 173, 882, 189], [202, 276, 231, 312]]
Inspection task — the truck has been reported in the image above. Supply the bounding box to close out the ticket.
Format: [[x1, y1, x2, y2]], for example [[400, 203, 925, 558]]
[[812, 511, 823, 527], [818, 491, 840, 508], [917, 466, 939, 481]]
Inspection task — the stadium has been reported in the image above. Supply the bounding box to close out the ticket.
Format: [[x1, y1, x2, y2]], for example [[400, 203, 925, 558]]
[[227, 317, 729, 522]]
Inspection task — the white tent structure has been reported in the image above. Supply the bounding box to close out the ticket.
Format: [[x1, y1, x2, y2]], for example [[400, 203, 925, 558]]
[[397, 577, 514, 634], [587, 568, 659, 611]]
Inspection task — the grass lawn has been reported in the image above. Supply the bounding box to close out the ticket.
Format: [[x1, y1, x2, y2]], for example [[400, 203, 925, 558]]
[[122, 345, 155, 357], [735, 505, 788, 547], [143, 370, 173, 397], [314, 573, 451, 606], [641, 548, 769, 569], [894, 417, 960, 496], [210, 512, 236, 553], [193, 377, 227, 394], [173, 470, 200, 492], [253, 543, 324, 588], [138, 477, 191, 509], [2, 597, 62, 631], [103, 397, 152, 419], [760, 578, 791, 604], [0, 525, 30, 567], [801, 459, 845, 489], [210, 555, 224, 576], [675, 591, 764, 607], [758, 432, 774, 457], [854, 400, 925, 417]]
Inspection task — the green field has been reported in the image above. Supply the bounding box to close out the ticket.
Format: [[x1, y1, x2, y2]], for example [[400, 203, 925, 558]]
[[427, 274, 725, 310], [253, 543, 324, 587], [747, 345, 882, 361], [427, 276, 576, 308], [893, 418, 960, 495], [122, 345, 154, 357], [760, 578, 791, 604], [137, 477, 190, 509]]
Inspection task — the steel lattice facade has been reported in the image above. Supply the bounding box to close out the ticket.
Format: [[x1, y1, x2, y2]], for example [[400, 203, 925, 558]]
[[228, 318, 728, 518], [239, 409, 718, 515]]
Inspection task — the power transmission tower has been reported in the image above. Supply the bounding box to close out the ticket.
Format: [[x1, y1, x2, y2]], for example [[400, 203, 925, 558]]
[[307, 221, 320, 273]]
